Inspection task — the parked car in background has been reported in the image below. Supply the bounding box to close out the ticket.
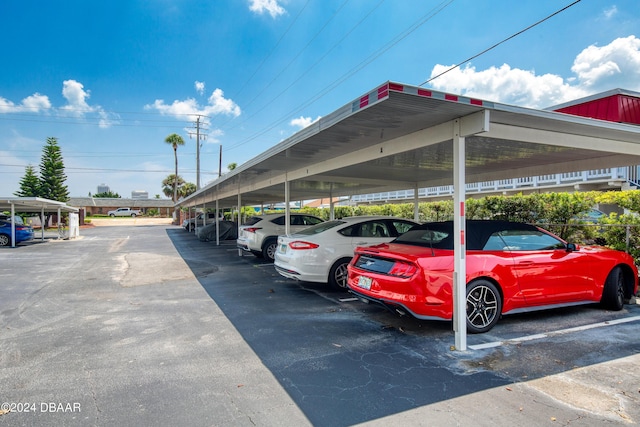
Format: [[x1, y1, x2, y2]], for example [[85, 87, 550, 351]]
[[0, 214, 24, 224], [197, 220, 237, 242], [0, 219, 34, 246], [275, 216, 419, 289], [348, 220, 638, 333], [107, 207, 141, 217], [183, 212, 220, 231], [237, 213, 324, 262], [577, 208, 606, 223]]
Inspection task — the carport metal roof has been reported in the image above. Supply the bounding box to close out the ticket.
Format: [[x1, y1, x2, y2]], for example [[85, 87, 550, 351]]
[[176, 81, 640, 351], [178, 81, 640, 209], [0, 197, 79, 214]]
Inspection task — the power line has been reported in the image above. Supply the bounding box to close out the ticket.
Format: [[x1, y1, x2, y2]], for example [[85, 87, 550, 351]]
[[215, 0, 354, 133], [0, 114, 191, 129], [0, 163, 219, 175], [420, 0, 582, 86], [227, 0, 312, 101], [225, 0, 456, 152], [221, 0, 387, 136]]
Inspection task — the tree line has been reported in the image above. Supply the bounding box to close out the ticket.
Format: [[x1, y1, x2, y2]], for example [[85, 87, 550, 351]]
[[13, 134, 237, 203], [14, 137, 69, 201]]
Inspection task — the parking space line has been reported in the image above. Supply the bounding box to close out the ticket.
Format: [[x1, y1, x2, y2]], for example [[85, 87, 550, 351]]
[[469, 315, 640, 350]]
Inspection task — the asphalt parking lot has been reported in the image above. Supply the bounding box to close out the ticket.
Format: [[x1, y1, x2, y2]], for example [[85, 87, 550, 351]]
[[2, 221, 640, 426]]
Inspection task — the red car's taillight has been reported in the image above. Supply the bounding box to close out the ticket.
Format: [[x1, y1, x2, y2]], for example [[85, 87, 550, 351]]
[[245, 227, 262, 233], [388, 261, 417, 278], [289, 241, 319, 250]]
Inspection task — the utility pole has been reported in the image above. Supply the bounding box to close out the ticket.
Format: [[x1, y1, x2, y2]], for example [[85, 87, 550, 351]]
[[189, 115, 208, 190], [196, 116, 201, 190]]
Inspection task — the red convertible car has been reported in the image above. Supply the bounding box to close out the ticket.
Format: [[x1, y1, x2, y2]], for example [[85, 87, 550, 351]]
[[347, 220, 638, 333]]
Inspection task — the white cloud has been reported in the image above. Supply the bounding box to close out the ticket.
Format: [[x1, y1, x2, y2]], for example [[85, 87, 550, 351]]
[[60, 79, 92, 115], [249, 0, 285, 18], [571, 35, 640, 91], [195, 81, 205, 95], [0, 80, 118, 128], [146, 88, 241, 119], [0, 93, 51, 113], [290, 115, 321, 129], [146, 98, 200, 117], [427, 36, 640, 108], [57, 80, 119, 128], [206, 88, 241, 116]]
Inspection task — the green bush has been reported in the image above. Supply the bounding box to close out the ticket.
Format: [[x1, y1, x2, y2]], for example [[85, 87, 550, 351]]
[[236, 191, 640, 265], [599, 213, 640, 264]]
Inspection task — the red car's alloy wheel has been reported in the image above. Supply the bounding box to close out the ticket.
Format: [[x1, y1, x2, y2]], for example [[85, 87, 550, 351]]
[[466, 280, 502, 333]]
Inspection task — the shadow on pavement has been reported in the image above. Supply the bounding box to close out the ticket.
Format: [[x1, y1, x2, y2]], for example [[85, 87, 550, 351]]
[[167, 228, 640, 426]]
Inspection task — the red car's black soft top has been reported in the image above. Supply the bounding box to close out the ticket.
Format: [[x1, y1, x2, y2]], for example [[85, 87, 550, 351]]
[[392, 220, 550, 251]]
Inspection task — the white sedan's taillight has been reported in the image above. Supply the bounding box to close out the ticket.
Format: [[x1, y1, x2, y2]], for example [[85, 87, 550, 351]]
[[289, 241, 319, 250]]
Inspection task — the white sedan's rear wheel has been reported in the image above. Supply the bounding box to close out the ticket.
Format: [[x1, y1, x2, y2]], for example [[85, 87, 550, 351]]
[[329, 258, 352, 290]]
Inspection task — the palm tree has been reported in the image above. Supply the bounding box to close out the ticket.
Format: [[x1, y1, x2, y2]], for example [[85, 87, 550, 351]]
[[165, 133, 185, 202], [162, 174, 185, 199]]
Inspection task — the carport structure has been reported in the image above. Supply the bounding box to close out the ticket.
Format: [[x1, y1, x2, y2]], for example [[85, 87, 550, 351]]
[[178, 81, 640, 350], [0, 197, 79, 247]]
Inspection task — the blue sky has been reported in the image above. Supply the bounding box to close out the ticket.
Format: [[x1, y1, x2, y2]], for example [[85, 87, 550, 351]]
[[1, 0, 639, 199]]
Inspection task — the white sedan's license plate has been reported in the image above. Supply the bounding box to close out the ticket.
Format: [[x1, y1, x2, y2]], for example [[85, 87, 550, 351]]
[[279, 244, 287, 253], [357, 276, 372, 290]]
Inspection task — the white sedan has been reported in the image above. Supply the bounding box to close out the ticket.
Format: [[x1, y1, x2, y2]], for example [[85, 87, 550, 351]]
[[274, 216, 418, 289]]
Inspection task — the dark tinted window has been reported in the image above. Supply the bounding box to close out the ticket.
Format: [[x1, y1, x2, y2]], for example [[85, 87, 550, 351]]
[[487, 229, 565, 251], [389, 220, 417, 236], [338, 225, 355, 237], [394, 227, 452, 249], [242, 216, 263, 226], [271, 216, 285, 225], [393, 221, 559, 250], [271, 215, 322, 226], [354, 221, 391, 238], [302, 215, 324, 226]]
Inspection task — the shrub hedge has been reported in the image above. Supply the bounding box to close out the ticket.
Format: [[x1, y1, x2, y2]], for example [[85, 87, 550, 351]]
[[253, 190, 640, 264]]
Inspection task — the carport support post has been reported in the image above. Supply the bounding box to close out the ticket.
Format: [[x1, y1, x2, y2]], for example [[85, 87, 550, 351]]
[[10, 202, 16, 247], [453, 119, 467, 351], [237, 192, 242, 256], [40, 206, 45, 241], [284, 175, 290, 235], [199, 203, 205, 233], [413, 183, 419, 222], [329, 183, 335, 220], [215, 197, 220, 246]]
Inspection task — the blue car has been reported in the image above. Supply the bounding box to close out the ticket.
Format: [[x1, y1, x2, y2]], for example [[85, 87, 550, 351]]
[[0, 219, 34, 246]]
